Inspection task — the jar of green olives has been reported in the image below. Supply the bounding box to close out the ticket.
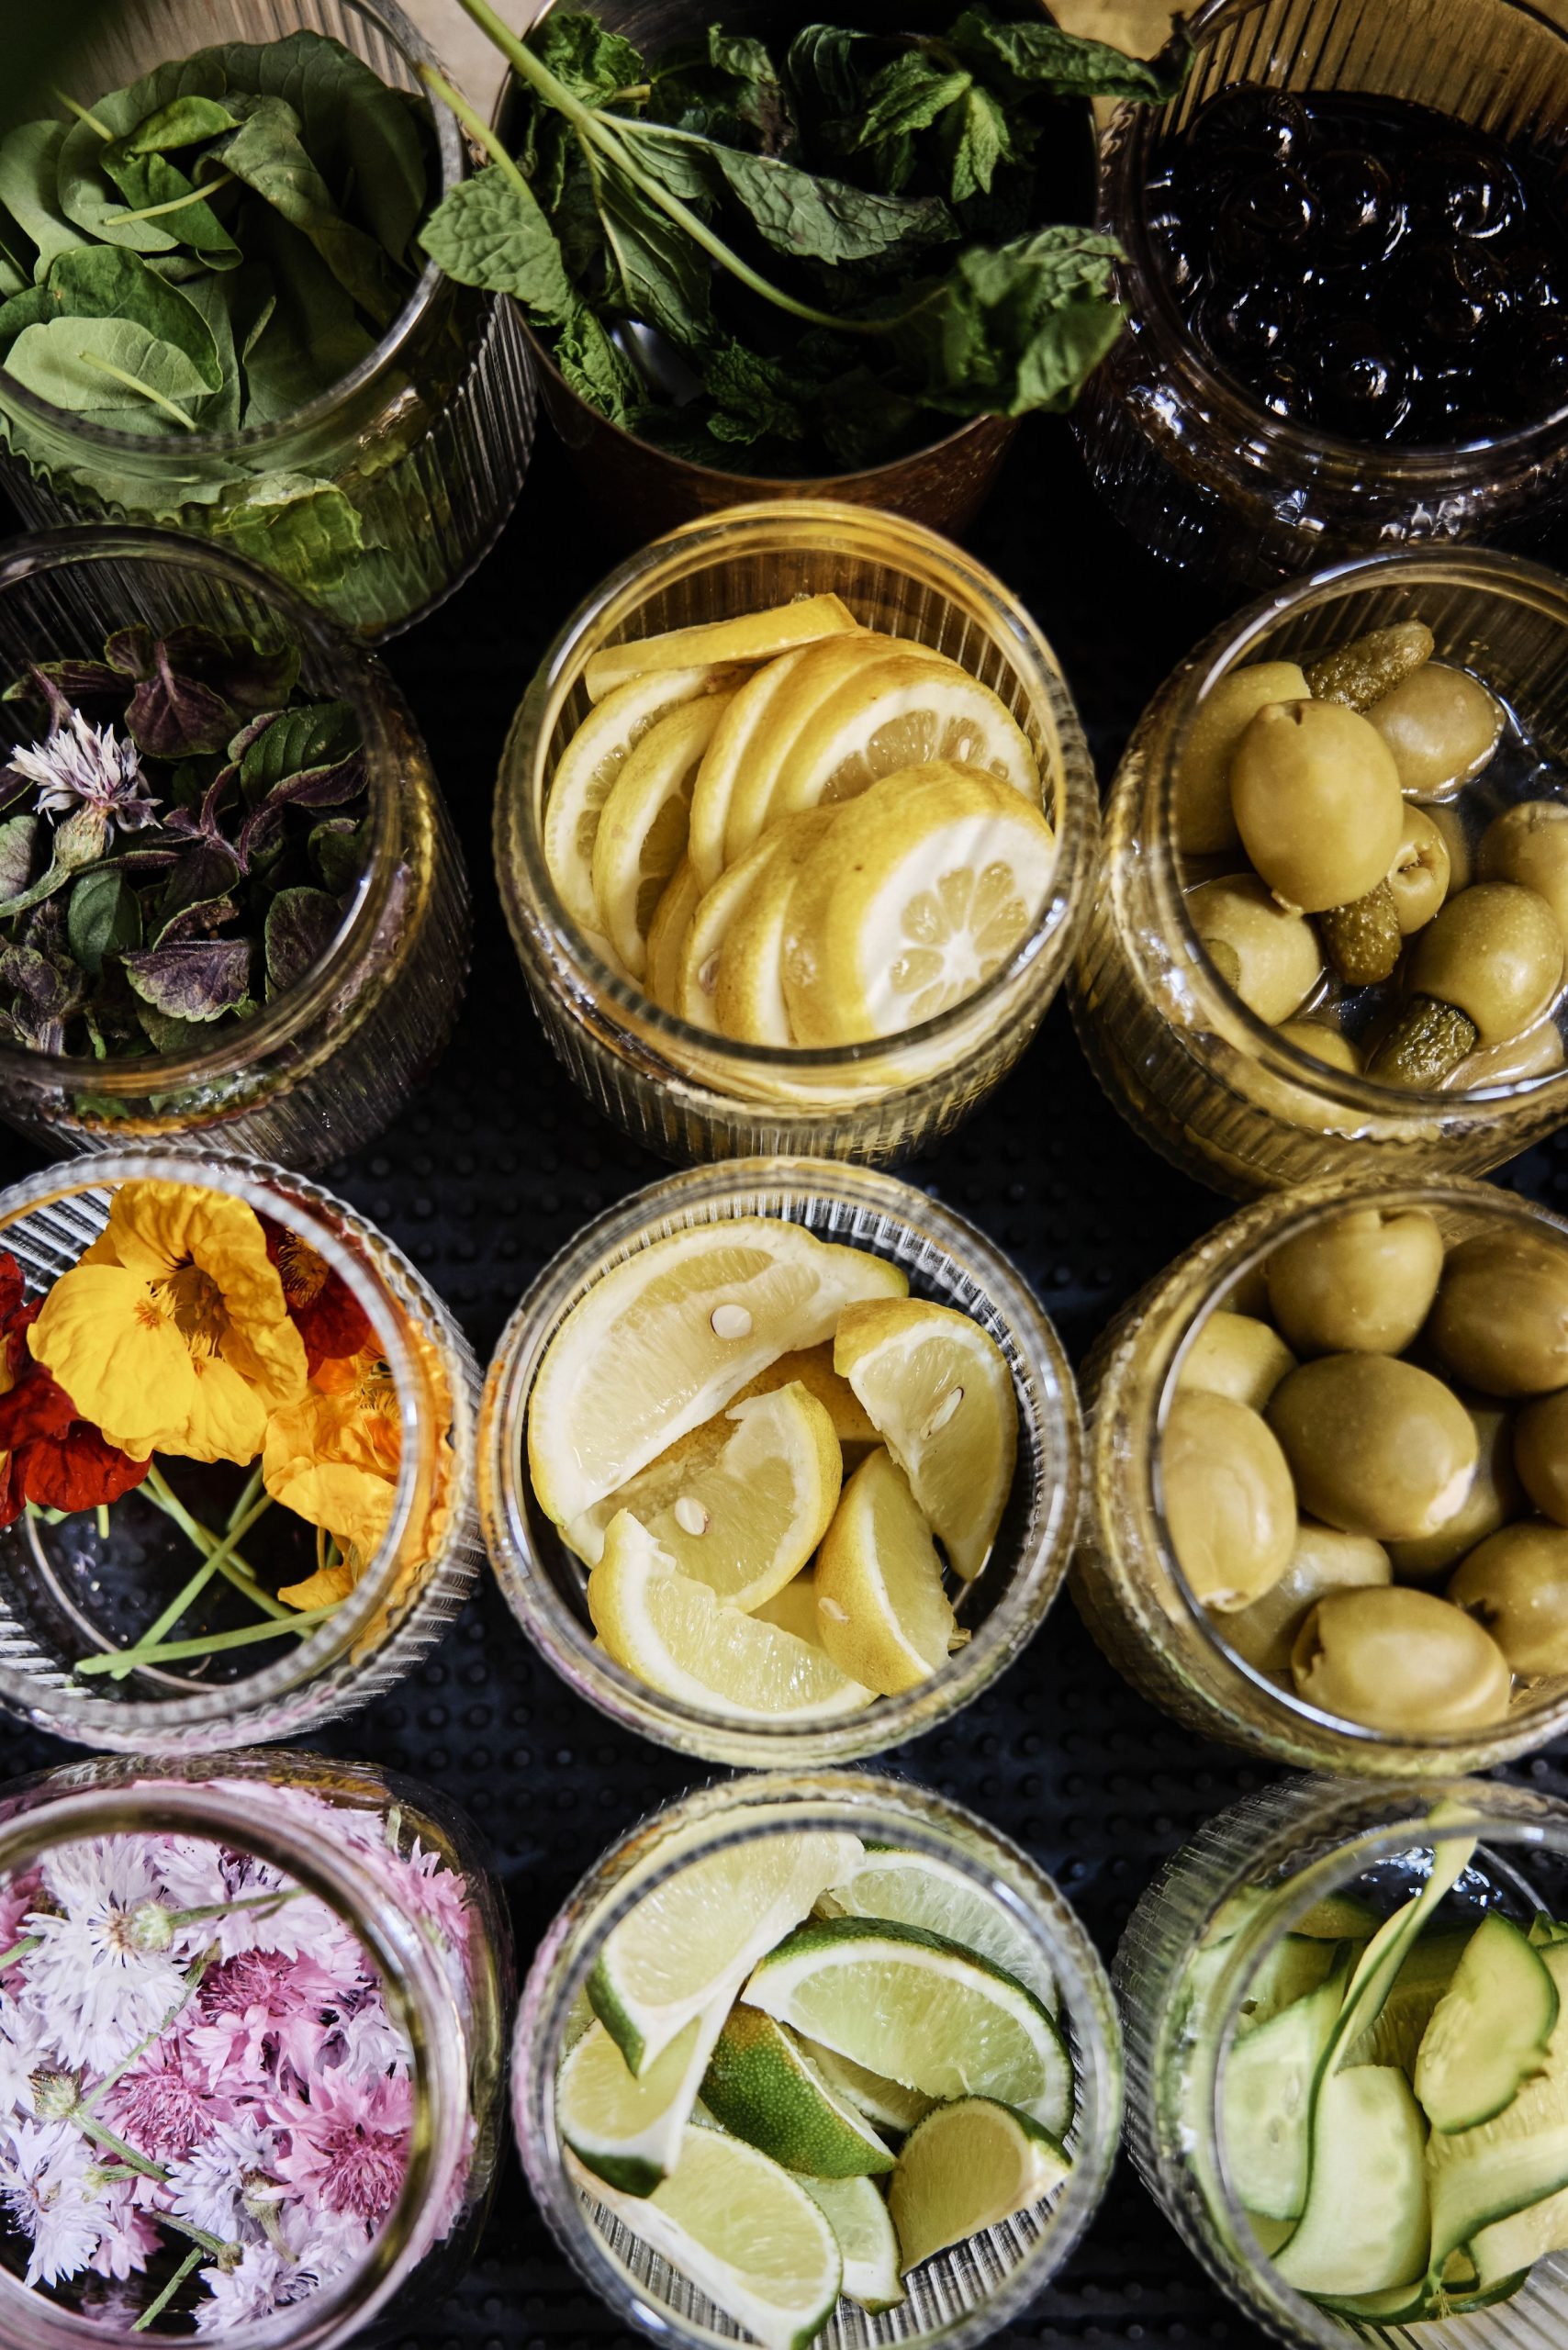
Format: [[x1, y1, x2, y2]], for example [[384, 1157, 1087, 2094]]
[[1072, 548, 1568, 1196], [1073, 1174, 1568, 1776]]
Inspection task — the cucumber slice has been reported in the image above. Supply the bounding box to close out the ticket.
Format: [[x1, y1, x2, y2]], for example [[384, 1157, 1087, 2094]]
[[1473, 2177, 1568, 2291], [1236, 1935, 1347, 2040], [1323, 1828, 1477, 2077], [1202, 1886, 1380, 1949], [1416, 1914, 1560, 2132], [1319, 2267, 1529, 2322], [1222, 1964, 1349, 2221], [1343, 1929, 1471, 2075], [1272, 2065, 1430, 2300], [1428, 1942, 1568, 2278], [1530, 1916, 1568, 1951]]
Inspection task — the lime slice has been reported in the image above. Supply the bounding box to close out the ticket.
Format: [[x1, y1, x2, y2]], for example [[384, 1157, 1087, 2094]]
[[588, 1513, 874, 1725], [834, 1296, 1017, 1582], [700, 2007, 893, 2177], [713, 808, 837, 1046], [527, 1217, 907, 1525], [570, 2124, 843, 2350], [888, 2097, 1071, 2272], [815, 1447, 956, 1695], [584, 593, 859, 702], [782, 763, 1057, 1047], [689, 648, 811, 890], [795, 2037, 935, 2134], [822, 1848, 1058, 2015], [800, 2174, 905, 2311], [558, 2013, 723, 2195], [771, 652, 1041, 822], [592, 695, 732, 980], [745, 1917, 1074, 2137], [588, 1823, 862, 2076], [645, 857, 706, 1013]]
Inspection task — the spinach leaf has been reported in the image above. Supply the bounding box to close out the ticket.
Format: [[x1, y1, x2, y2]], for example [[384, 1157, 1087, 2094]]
[[710, 144, 955, 270], [178, 266, 242, 431], [5, 314, 209, 429], [68, 867, 141, 977], [417, 162, 573, 320], [0, 121, 90, 279], [944, 9, 1193, 103], [201, 96, 405, 327], [231, 204, 377, 425], [209, 474, 364, 594], [46, 247, 224, 389], [119, 95, 241, 154], [56, 57, 229, 252], [0, 284, 52, 362], [99, 146, 241, 264]]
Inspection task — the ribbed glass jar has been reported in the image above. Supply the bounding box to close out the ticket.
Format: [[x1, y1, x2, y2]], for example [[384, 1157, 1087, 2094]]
[[516, 1769, 1123, 2350], [1071, 0, 1568, 586], [0, 527, 469, 1167], [479, 1158, 1081, 1768], [0, 1147, 481, 1754], [494, 499, 1099, 1165], [1073, 1170, 1568, 1776], [1071, 547, 1568, 1197], [0, 0, 534, 642], [1115, 1774, 1568, 2348], [0, 1745, 510, 2347]]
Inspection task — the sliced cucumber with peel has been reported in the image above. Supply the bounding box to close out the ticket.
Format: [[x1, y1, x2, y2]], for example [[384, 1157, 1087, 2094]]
[[1271, 2065, 1430, 2300], [1415, 1913, 1560, 2134], [1220, 1958, 1349, 2222]]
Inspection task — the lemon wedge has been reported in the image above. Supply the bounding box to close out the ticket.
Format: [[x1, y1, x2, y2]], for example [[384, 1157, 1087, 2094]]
[[782, 763, 1057, 1046], [588, 1513, 875, 1721], [583, 594, 860, 701], [752, 1572, 823, 1642], [833, 1297, 1017, 1581], [592, 695, 732, 980], [814, 1447, 956, 1695], [645, 856, 704, 1013], [714, 808, 837, 1046], [769, 651, 1041, 826], [527, 1218, 907, 1525]]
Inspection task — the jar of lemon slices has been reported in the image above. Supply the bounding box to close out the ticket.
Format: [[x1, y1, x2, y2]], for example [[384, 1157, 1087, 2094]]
[[494, 502, 1098, 1165]]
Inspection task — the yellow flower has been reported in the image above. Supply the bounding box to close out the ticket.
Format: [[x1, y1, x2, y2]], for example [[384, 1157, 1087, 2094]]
[[29, 1181, 308, 1464], [264, 1347, 401, 1570]]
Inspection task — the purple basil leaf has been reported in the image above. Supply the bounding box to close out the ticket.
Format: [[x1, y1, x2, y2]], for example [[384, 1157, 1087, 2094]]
[[155, 893, 241, 947], [239, 702, 359, 804], [263, 886, 340, 994], [158, 625, 301, 715], [157, 839, 245, 938], [238, 751, 365, 866], [122, 938, 252, 1021], [115, 842, 186, 873], [105, 627, 156, 679], [127, 645, 237, 761], [199, 761, 243, 845], [0, 814, 39, 899], [0, 943, 72, 1016], [0, 768, 34, 817], [308, 815, 365, 894]]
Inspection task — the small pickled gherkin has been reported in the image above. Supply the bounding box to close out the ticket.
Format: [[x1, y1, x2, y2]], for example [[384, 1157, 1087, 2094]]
[[1319, 881, 1403, 986], [1371, 996, 1479, 1087], [1305, 621, 1435, 711]]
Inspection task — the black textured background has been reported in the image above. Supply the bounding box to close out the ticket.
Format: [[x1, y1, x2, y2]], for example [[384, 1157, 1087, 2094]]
[[5, 420, 1568, 2348]]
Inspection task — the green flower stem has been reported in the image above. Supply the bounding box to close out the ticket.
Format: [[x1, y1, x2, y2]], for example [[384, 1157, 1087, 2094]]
[[73, 349, 197, 431], [0, 1935, 38, 1970], [225, 1463, 264, 1534], [99, 1487, 278, 1684], [114, 172, 236, 224], [85, 1948, 215, 2109], [75, 2110, 165, 2180], [154, 2212, 236, 2263], [74, 1601, 343, 1675], [134, 2245, 203, 2333], [96, 1504, 109, 1540], [143, 1465, 288, 1618]]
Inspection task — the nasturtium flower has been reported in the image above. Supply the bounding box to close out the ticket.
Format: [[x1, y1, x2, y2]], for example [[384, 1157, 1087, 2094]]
[[264, 1348, 401, 1595], [29, 1182, 308, 1465], [0, 1249, 146, 1524], [261, 1217, 374, 1376]]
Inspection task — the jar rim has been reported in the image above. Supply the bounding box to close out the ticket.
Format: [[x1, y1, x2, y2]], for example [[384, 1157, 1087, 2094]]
[[478, 1156, 1083, 1768], [0, 0, 462, 462]]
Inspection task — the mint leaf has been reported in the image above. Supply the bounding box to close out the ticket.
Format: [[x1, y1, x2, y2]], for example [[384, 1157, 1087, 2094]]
[[944, 83, 1014, 202], [419, 163, 574, 322], [209, 474, 364, 594], [554, 299, 643, 424], [786, 26, 869, 118], [595, 169, 712, 347], [890, 225, 1125, 417], [945, 9, 1193, 103], [710, 143, 955, 270], [701, 337, 812, 446], [853, 53, 972, 144], [528, 11, 646, 102]]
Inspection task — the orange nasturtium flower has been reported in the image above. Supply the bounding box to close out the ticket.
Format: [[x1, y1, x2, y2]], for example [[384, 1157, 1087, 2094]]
[[265, 1346, 402, 1608], [28, 1181, 308, 1464]]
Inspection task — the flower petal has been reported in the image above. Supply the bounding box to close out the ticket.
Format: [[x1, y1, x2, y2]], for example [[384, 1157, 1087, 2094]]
[[29, 1263, 188, 1458], [177, 1354, 268, 1467]]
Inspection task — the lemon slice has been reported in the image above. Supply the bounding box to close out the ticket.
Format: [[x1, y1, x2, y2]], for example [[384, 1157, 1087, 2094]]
[[569, 2125, 843, 2350], [782, 763, 1057, 1047], [583, 593, 860, 702], [675, 812, 817, 1033], [799, 2173, 905, 2311], [771, 652, 1041, 825], [689, 649, 812, 889], [814, 1447, 956, 1696], [714, 808, 837, 1046], [722, 634, 914, 867], [588, 1512, 875, 1725], [737, 1342, 879, 1460], [528, 1217, 907, 1525], [833, 1296, 1017, 1581], [592, 694, 733, 980], [887, 2098, 1071, 2273], [558, 2013, 722, 2196], [822, 1848, 1058, 2014], [543, 666, 735, 950], [645, 856, 704, 1013], [752, 1572, 822, 1643], [700, 2008, 893, 2177]]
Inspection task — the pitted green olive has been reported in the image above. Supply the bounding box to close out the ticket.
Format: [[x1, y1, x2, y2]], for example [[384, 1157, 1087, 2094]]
[[1179, 1310, 1298, 1412], [1162, 1389, 1297, 1612], [1222, 1521, 1392, 1675], [1174, 661, 1312, 856], [1388, 1404, 1522, 1581], [1230, 700, 1406, 913], [1388, 807, 1452, 935], [1188, 875, 1323, 1024], [1291, 1584, 1512, 1733], [1407, 884, 1564, 1045], [1449, 1523, 1568, 1676], [1517, 1392, 1568, 1526], [1277, 1019, 1362, 1075], [1429, 1230, 1568, 1398], [1428, 801, 1473, 894], [1366, 662, 1505, 800], [1478, 800, 1568, 946], [1265, 1206, 1444, 1358], [1443, 1015, 1566, 1092], [1266, 1355, 1478, 1541]]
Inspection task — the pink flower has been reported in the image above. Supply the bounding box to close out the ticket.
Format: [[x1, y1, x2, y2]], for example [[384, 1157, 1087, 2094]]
[[85, 2197, 160, 2281], [153, 1838, 360, 1972], [164, 2112, 275, 2243], [184, 1947, 347, 2090], [271, 2070, 413, 2223], [105, 2045, 221, 2163], [0, 2120, 104, 2286], [0, 1864, 44, 1954]]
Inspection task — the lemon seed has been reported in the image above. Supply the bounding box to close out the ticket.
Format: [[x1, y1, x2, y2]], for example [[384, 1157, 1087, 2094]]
[[673, 1495, 709, 1536], [922, 1387, 964, 1439], [711, 1303, 753, 1339]]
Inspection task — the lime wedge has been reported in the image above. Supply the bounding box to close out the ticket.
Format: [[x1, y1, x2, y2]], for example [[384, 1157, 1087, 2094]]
[[745, 1916, 1074, 2137], [888, 2097, 1070, 2272], [570, 2124, 842, 2350], [558, 2014, 721, 2195], [821, 1848, 1058, 2014], [700, 2008, 893, 2177], [795, 2037, 934, 2133], [800, 2174, 905, 2311]]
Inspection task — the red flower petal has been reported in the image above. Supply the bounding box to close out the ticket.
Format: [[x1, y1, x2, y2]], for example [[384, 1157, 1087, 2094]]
[[14, 1424, 149, 1513], [261, 1212, 374, 1372], [0, 1360, 80, 1448], [0, 1251, 25, 1334]]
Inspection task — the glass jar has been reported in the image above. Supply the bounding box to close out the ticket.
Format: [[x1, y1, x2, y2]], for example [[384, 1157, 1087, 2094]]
[[1073, 1169, 1568, 1776], [494, 499, 1099, 1166], [0, 1146, 482, 1755], [1115, 1774, 1568, 2347], [479, 1158, 1082, 1768], [0, 1744, 510, 2346], [1071, 0, 1568, 586], [1071, 547, 1568, 1197], [516, 1769, 1123, 2350], [0, 525, 469, 1168], [0, 0, 534, 642]]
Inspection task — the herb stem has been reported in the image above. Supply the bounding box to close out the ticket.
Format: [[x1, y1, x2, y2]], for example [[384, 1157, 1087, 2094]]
[[96, 1504, 110, 1540], [75, 2110, 165, 2179], [53, 90, 114, 140], [156, 2213, 235, 2262], [114, 172, 237, 224], [73, 350, 197, 431], [134, 2245, 203, 2332], [417, 64, 533, 203], [73, 1601, 343, 1674]]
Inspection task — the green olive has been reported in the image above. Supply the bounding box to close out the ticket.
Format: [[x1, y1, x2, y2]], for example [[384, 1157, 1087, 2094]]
[[1517, 1392, 1568, 1526], [1266, 1355, 1478, 1541], [1366, 662, 1505, 800], [1188, 875, 1323, 1024], [1162, 1389, 1298, 1611], [1230, 699, 1406, 913], [1442, 1013, 1566, 1093], [1291, 1584, 1512, 1732], [1449, 1522, 1568, 1676], [1387, 807, 1452, 935], [1174, 661, 1312, 856], [1277, 1019, 1362, 1075], [1407, 883, 1564, 1045], [1478, 801, 1568, 946], [1427, 801, 1473, 894], [1179, 1310, 1298, 1412], [1265, 1206, 1445, 1358], [1429, 1229, 1568, 1398], [1388, 1404, 1522, 1581], [1221, 1521, 1392, 1675]]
